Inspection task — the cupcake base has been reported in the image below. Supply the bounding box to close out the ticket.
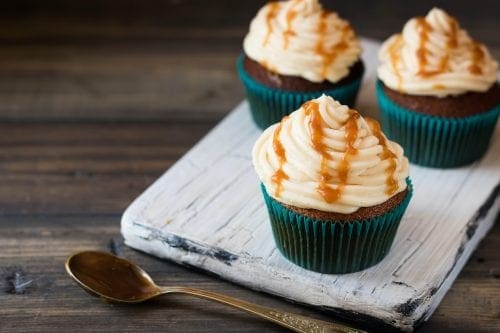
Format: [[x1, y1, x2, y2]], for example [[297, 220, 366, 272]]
[[237, 53, 364, 129], [243, 55, 365, 92], [377, 80, 500, 168], [261, 180, 413, 274], [380, 81, 500, 118]]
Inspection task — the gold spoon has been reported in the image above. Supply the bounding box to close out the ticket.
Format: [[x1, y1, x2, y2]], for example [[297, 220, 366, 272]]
[[65, 251, 365, 333]]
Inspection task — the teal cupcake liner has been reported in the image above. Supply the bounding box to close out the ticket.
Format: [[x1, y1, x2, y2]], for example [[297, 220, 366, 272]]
[[376, 80, 500, 168], [237, 54, 364, 129], [261, 180, 413, 274]]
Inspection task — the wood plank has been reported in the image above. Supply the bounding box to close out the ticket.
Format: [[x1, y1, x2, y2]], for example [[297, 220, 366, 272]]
[[0, 46, 244, 121], [0, 215, 335, 333], [0, 0, 497, 121], [121, 39, 500, 331], [121, 101, 500, 331], [0, 121, 213, 215], [0, 41, 496, 121]]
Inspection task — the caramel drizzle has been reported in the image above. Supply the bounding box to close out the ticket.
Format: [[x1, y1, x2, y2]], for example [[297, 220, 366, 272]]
[[388, 35, 404, 91], [389, 15, 461, 87], [315, 12, 350, 78], [469, 43, 484, 75], [447, 18, 458, 49], [283, 2, 299, 49], [365, 118, 398, 196], [303, 101, 360, 203], [263, 2, 280, 47], [445, 15, 485, 76], [271, 116, 289, 197], [337, 110, 360, 184], [303, 101, 339, 202], [415, 17, 433, 77], [415, 15, 461, 79]]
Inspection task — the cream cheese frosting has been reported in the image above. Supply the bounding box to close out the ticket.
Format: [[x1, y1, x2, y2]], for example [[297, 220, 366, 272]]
[[378, 8, 498, 97], [252, 95, 409, 214], [243, 0, 362, 83]]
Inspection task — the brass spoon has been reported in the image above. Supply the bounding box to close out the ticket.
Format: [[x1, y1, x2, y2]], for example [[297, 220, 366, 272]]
[[65, 251, 365, 333]]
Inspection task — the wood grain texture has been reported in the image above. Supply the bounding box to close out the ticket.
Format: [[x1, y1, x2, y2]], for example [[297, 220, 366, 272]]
[[1, 215, 498, 333], [0, 121, 211, 215], [121, 40, 500, 332], [0, 0, 498, 121], [0, 1, 499, 332]]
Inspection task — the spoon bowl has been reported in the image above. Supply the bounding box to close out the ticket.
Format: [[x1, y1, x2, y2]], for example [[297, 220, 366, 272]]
[[66, 251, 365, 333], [66, 251, 161, 303]]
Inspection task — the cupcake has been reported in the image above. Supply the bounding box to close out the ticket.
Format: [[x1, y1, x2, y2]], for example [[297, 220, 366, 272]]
[[377, 8, 499, 168], [252, 95, 412, 273], [238, 0, 364, 129]]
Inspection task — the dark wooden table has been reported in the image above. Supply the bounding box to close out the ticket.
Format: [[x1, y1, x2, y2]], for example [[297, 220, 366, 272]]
[[1, 1, 499, 332]]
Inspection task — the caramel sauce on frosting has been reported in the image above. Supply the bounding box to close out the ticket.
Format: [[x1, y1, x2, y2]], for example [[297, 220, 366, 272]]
[[415, 16, 452, 78], [283, 2, 299, 49], [263, 2, 280, 47], [365, 118, 398, 196], [469, 43, 485, 75], [388, 35, 404, 91], [415, 17, 433, 77], [304, 101, 342, 203], [378, 8, 498, 97], [315, 13, 350, 78], [253, 95, 409, 214], [243, 0, 361, 83], [271, 116, 289, 197], [447, 18, 458, 49]]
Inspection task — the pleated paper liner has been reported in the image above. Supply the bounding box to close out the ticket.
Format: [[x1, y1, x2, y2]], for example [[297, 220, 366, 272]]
[[237, 54, 364, 129], [376, 80, 500, 168], [261, 180, 413, 274]]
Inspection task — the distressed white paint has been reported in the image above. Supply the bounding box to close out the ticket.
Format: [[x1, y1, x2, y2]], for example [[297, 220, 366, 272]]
[[121, 39, 500, 332]]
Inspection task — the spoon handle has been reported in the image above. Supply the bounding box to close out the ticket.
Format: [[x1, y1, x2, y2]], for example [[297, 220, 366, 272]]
[[161, 286, 365, 333]]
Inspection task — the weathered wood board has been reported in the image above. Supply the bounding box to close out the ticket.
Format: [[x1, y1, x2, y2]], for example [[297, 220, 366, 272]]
[[121, 39, 500, 332]]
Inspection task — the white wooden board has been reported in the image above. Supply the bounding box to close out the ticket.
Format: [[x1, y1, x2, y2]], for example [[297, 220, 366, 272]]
[[121, 39, 500, 332]]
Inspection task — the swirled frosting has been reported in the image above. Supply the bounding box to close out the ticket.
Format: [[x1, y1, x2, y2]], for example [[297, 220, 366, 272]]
[[243, 0, 362, 83], [378, 8, 498, 97], [252, 95, 409, 214]]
